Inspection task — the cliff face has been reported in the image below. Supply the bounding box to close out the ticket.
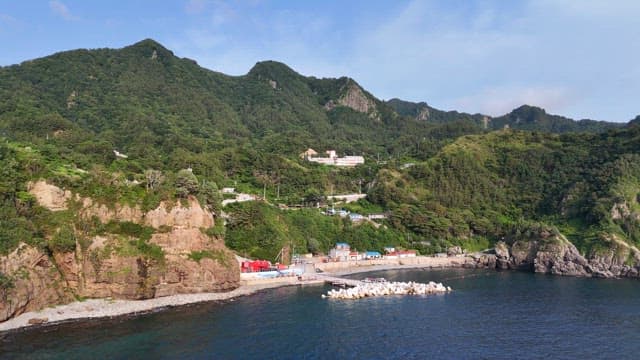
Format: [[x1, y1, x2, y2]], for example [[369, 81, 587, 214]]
[[324, 82, 380, 120], [0, 244, 73, 322], [0, 181, 239, 322]]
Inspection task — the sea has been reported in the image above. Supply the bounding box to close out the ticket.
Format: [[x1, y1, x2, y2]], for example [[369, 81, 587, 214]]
[[2, 269, 640, 359]]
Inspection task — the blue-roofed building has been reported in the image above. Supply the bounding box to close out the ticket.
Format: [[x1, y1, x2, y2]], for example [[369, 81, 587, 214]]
[[349, 213, 364, 222], [364, 251, 382, 260]]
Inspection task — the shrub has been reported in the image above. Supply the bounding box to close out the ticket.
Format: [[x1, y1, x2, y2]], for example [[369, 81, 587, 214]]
[[48, 225, 76, 252], [175, 169, 199, 198], [0, 272, 14, 291], [188, 250, 229, 266]]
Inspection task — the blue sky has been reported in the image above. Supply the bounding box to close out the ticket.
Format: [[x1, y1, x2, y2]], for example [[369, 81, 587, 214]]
[[1, 1, 639, 122]]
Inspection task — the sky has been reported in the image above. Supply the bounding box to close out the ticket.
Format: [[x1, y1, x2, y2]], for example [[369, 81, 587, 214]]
[[0, 0, 639, 122]]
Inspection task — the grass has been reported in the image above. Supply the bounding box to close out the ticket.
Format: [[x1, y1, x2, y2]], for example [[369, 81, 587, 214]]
[[188, 250, 230, 266]]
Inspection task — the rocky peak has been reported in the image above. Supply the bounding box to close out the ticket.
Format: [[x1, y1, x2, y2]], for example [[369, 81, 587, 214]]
[[327, 80, 380, 120], [123, 38, 175, 61]]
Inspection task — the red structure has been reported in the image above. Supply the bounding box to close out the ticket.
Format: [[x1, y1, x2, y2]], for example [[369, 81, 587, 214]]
[[241, 260, 272, 273]]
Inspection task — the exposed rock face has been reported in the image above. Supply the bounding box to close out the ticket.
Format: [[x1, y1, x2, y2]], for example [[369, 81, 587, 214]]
[[446, 246, 463, 257], [144, 198, 236, 295], [416, 107, 430, 121], [0, 181, 239, 322], [80, 197, 144, 224], [611, 202, 631, 220], [144, 198, 211, 228], [0, 244, 72, 322], [486, 234, 640, 278], [338, 84, 375, 114], [533, 239, 590, 276], [27, 181, 72, 211], [482, 116, 490, 129], [325, 81, 380, 120]]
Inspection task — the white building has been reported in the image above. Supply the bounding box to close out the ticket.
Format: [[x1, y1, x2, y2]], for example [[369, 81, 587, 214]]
[[329, 242, 351, 261], [305, 149, 364, 167]]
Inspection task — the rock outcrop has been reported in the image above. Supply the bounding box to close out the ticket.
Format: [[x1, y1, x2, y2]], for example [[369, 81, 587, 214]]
[[27, 181, 72, 211], [483, 233, 640, 278], [0, 244, 72, 322], [324, 81, 380, 120], [0, 181, 239, 322]]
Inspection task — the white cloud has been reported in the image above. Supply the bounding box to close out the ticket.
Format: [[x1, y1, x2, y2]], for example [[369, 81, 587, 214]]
[[49, 0, 78, 21], [346, 0, 640, 121]]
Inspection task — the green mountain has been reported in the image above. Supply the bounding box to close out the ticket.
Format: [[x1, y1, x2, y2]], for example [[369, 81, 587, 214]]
[[386, 99, 623, 133], [0, 38, 638, 274]]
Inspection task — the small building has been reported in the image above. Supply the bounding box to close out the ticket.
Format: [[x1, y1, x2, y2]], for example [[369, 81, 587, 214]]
[[305, 149, 365, 167], [329, 242, 351, 261], [367, 214, 387, 220], [349, 213, 364, 222], [397, 250, 417, 258], [364, 251, 382, 260], [384, 253, 398, 260], [221, 187, 236, 194], [349, 251, 362, 261], [241, 260, 272, 273], [334, 156, 365, 167], [113, 149, 128, 159], [383, 247, 396, 254], [299, 148, 318, 159]]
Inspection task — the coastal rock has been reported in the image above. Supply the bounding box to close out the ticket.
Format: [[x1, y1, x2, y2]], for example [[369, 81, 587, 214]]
[[468, 253, 496, 269], [0, 244, 72, 322], [494, 241, 510, 270], [0, 181, 241, 322], [152, 227, 238, 296], [509, 240, 537, 270], [490, 231, 640, 279], [533, 239, 589, 276], [27, 317, 48, 325], [447, 246, 463, 257]]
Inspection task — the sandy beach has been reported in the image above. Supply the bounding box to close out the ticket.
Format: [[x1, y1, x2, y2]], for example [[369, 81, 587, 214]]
[[0, 255, 475, 333]]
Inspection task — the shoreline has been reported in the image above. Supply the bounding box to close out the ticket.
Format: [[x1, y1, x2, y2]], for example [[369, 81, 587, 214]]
[[0, 256, 475, 334]]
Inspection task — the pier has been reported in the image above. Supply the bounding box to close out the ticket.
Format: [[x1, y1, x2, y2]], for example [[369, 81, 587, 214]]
[[316, 274, 363, 287]]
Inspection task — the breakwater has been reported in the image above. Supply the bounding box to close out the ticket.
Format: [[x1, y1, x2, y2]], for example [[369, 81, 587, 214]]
[[322, 280, 451, 299]]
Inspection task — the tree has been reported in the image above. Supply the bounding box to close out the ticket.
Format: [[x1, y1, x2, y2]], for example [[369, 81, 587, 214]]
[[199, 181, 222, 215], [175, 169, 199, 198], [144, 169, 164, 192]]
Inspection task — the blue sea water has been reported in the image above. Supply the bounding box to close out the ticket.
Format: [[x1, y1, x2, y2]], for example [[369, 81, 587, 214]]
[[2, 269, 640, 359]]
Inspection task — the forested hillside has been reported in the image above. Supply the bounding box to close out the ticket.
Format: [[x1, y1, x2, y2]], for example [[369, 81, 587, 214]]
[[0, 39, 638, 264]]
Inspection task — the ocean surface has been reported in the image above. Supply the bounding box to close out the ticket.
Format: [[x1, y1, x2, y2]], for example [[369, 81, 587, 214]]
[[2, 269, 640, 359]]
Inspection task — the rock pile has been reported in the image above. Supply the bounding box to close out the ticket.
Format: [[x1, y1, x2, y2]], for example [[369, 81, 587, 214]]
[[322, 281, 451, 300]]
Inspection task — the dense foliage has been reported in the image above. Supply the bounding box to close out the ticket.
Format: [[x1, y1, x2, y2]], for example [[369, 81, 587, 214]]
[[0, 39, 637, 260]]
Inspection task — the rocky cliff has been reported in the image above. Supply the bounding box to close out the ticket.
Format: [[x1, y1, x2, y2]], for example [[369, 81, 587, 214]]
[[489, 232, 640, 278], [324, 81, 380, 120], [0, 181, 239, 322]]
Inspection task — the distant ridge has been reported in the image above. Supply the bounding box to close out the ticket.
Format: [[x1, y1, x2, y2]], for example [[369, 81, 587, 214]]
[[385, 99, 623, 133]]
